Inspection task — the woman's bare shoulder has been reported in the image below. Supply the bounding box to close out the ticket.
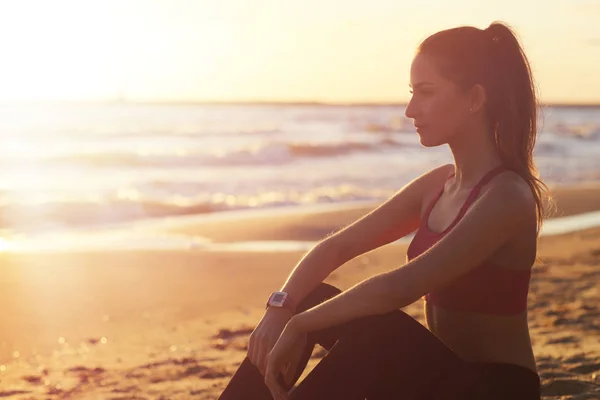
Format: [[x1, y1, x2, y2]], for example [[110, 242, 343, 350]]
[[482, 169, 535, 201]]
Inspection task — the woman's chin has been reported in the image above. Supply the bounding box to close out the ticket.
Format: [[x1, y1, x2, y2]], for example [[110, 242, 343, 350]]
[[417, 131, 447, 147], [418, 136, 440, 148]]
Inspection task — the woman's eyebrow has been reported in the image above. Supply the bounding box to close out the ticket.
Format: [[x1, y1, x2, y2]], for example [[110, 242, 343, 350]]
[[408, 81, 436, 88]]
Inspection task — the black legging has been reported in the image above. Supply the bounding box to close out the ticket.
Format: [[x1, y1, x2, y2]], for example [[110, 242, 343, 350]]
[[219, 283, 541, 400]]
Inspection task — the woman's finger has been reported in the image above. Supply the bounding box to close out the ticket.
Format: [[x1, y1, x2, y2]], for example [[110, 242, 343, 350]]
[[258, 336, 277, 376], [251, 336, 262, 369], [247, 334, 256, 365], [257, 337, 273, 376], [283, 332, 307, 385], [265, 357, 288, 400], [283, 354, 299, 386], [256, 342, 266, 375]]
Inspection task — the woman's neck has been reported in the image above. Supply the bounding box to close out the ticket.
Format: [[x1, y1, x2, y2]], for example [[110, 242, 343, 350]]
[[447, 127, 503, 190]]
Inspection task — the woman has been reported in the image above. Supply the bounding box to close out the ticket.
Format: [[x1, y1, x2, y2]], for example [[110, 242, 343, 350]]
[[219, 21, 551, 400]]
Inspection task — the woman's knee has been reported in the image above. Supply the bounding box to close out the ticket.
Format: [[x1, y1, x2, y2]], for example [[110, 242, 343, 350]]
[[342, 309, 428, 343], [295, 282, 342, 314]]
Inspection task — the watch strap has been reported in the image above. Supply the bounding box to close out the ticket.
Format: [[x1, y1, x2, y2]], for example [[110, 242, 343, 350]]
[[266, 291, 296, 313]]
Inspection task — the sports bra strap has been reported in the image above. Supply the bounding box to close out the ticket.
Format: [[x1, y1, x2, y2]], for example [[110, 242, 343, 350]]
[[423, 165, 507, 232], [456, 165, 507, 219]]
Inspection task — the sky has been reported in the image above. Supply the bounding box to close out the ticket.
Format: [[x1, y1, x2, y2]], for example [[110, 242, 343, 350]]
[[0, 0, 598, 104]]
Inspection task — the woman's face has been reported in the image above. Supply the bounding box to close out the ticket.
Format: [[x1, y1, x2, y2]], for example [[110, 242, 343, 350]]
[[405, 53, 472, 147]]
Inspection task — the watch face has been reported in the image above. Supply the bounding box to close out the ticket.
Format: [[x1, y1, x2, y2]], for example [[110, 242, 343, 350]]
[[270, 292, 287, 306]]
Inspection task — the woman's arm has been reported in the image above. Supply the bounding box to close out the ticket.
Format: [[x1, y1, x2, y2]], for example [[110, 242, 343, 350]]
[[290, 178, 535, 333], [287, 270, 406, 332], [273, 165, 450, 313]]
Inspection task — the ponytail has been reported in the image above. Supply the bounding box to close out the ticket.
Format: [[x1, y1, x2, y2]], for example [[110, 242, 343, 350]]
[[418, 21, 555, 235]]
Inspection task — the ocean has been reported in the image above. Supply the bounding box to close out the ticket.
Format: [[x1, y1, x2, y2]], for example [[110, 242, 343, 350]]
[[1, 103, 599, 248]]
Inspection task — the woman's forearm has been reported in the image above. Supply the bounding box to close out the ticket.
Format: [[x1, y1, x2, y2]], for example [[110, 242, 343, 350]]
[[290, 270, 414, 333], [277, 240, 342, 312]]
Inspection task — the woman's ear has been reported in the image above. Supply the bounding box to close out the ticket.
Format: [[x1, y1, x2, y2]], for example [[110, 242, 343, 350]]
[[469, 84, 487, 114]]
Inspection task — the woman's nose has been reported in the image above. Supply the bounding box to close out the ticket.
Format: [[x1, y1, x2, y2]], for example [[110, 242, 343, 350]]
[[404, 99, 417, 119]]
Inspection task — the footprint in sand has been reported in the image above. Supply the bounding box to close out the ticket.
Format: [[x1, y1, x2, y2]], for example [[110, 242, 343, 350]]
[[581, 304, 600, 314], [538, 362, 561, 371], [126, 357, 230, 383], [583, 322, 600, 332], [587, 247, 600, 258], [563, 353, 590, 364], [66, 365, 107, 383], [0, 391, 31, 397], [537, 354, 559, 362], [213, 327, 254, 340], [193, 366, 230, 379], [211, 326, 254, 351], [111, 385, 138, 394], [68, 366, 106, 374], [541, 379, 597, 396], [46, 386, 64, 395], [546, 335, 580, 344], [21, 374, 43, 385], [540, 370, 575, 379], [569, 363, 600, 374], [552, 317, 584, 327]]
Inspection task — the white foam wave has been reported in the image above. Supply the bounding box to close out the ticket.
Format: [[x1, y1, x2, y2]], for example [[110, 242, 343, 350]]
[[27, 138, 409, 168]]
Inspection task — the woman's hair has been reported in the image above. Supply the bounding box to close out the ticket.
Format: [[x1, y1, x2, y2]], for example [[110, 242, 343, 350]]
[[417, 21, 555, 235]]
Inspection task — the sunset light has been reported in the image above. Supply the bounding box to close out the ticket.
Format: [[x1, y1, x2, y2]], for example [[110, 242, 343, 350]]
[[1, 2, 600, 398], [0, 0, 598, 104], [0, 237, 12, 252]]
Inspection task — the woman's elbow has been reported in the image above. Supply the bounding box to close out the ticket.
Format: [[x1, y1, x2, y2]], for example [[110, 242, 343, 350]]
[[313, 238, 345, 271], [380, 271, 422, 312]]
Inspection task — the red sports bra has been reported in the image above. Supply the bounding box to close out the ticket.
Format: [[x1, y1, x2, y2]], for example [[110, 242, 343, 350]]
[[406, 165, 532, 316]]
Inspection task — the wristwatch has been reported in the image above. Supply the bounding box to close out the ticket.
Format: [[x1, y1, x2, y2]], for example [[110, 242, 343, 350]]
[[265, 291, 296, 313]]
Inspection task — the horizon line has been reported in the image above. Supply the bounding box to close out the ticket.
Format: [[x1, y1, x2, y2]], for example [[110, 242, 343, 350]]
[[1, 99, 600, 108]]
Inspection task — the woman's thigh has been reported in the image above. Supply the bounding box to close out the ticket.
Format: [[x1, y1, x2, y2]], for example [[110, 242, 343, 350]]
[[470, 362, 540, 399], [290, 309, 491, 400]]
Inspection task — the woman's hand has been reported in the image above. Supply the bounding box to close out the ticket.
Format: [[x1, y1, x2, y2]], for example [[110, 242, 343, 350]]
[[264, 318, 307, 400], [248, 308, 294, 376]]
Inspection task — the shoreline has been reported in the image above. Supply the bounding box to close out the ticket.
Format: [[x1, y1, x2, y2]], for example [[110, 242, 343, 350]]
[[161, 180, 600, 243], [4, 181, 600, 254]]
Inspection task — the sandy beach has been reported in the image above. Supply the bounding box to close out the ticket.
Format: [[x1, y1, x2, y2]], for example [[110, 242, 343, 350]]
[[1, 183, 600, 399]]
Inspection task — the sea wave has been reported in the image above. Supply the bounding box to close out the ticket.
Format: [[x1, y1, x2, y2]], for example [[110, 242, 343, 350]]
[[546, 122, 600, 139], [29, 138, 408, 168], [0, 185, 393, 233]]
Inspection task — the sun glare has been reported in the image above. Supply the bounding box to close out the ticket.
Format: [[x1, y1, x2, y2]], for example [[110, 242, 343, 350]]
[[0, 2, 125, 101], [0, 1, 597, 104], [0, 237, 13, 252], [0, 1, 236, 102]]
